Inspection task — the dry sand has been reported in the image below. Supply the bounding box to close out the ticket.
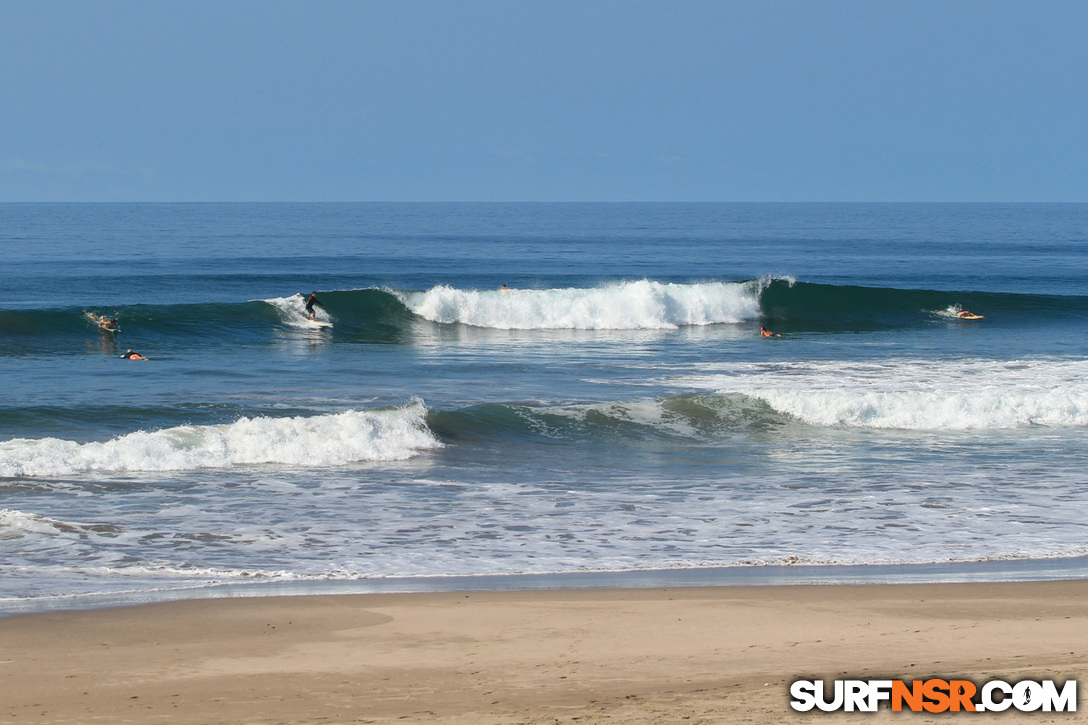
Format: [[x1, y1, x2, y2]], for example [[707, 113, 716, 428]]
[[1, 580, 1086, 724]]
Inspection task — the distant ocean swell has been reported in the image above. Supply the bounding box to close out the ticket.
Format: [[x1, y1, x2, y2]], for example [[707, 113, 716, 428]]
[[5, 373, 1087, 479], [758, 280, 1088, 330], [4, 280, 1084, 348]]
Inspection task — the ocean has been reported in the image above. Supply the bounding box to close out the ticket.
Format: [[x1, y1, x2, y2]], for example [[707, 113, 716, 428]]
[[2, 202, 1087, 612]]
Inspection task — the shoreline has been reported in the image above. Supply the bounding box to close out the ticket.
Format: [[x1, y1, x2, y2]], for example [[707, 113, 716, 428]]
[[5, 554, 1088, 617], [2, 579, 1086, 724]]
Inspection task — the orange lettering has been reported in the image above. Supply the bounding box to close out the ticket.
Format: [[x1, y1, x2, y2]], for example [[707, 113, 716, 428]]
[[922, 679, 950, 713], [948, 680, 977, 711], [892, 680, 924, 712]]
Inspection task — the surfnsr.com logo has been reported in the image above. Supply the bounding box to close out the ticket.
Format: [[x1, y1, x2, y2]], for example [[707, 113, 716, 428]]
[[790, 678, 1077, 713]]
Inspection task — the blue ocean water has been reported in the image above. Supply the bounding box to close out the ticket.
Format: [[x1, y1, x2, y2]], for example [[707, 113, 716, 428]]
[[1, 203, 1087, 608]]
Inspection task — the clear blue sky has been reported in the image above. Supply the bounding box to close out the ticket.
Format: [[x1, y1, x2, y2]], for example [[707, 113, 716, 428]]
[[2, 1, 1086, 201]]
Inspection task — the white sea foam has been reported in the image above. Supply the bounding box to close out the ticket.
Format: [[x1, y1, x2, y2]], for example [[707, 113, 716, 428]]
[[397, 280, 762, 329], [0, 403, 440, 477], [262, 293, 332, 327], [0, 509, 64, 538], [675, 358, 1088, 430]]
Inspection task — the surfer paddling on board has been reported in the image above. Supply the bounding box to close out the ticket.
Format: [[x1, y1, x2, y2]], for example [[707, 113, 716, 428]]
[[957, 310, 983, 319], [87, 313, 119, 331], [760, 326, 780, 338], [120, 349, 147, 360], [305, 291, 325, 321]]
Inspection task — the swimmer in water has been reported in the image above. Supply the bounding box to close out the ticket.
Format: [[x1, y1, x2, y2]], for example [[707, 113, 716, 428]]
[[120, 349, 147, 360]]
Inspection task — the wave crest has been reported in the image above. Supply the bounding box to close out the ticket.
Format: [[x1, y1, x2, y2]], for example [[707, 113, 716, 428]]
[[397, 280, 762, 329], [677, 359, 1088, 430], [752, 388, 1088, 430], [0, 402, 440, 477]]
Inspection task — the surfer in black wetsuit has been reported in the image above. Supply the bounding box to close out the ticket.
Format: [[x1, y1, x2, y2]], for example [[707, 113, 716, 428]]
[[305, 291, 325, 321], [121, 349, 147, 360]]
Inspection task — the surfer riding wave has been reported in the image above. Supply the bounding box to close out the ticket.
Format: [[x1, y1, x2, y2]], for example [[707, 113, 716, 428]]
[[305, 291, 325, 321]]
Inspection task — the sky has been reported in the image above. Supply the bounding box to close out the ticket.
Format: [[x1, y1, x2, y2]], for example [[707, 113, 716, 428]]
[[1, 1, 1086, 202]]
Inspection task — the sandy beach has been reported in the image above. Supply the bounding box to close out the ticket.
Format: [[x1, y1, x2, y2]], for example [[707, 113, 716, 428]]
[[1, 580, 1086, 724]]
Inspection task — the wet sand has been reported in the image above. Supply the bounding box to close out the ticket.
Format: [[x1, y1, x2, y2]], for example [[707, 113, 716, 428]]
[[2, 580, 1086, 723]]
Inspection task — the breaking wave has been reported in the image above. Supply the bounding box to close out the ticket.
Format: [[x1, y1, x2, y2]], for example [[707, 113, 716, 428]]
[[675, 358, 1088, 430], [0, 402, 440, 477], [396, 280, 764, 329], [4, 280, 1086, 353]]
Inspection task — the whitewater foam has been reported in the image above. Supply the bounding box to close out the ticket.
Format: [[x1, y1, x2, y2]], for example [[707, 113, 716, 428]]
[[262, 293, 333, 327], [674, 359, 1088, 430], [0, 509, 65, 539], [0, 402, 440, 477], [397, 280, 762, 329]]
